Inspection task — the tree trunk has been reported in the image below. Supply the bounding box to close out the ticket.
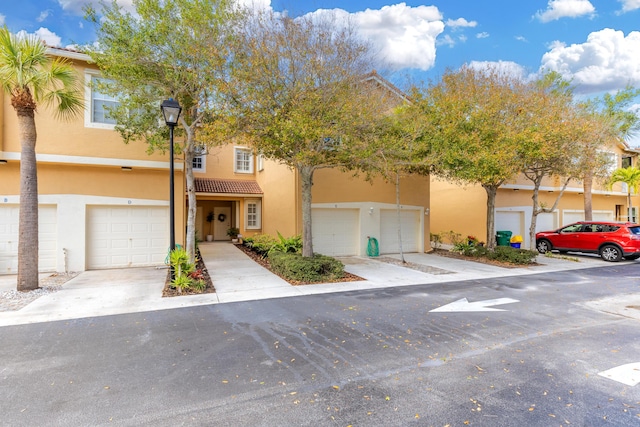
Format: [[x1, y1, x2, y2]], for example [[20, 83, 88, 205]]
[[395, 172, 405, 263], [185, 147, 197, 263], [529, 183, 541, 251], [529, 176, 571, 250], [483, 185, 498, 250], [627, 191, 632, 222], [300, 165, 315, 258], [583, 171, 593, 221], [17, 112, 39, 291]]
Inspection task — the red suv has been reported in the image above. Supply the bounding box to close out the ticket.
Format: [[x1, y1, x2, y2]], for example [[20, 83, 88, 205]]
[[535, 221, 640, 262]]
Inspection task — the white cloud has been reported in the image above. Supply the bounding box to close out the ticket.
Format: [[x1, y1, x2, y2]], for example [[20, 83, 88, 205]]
[[16, 28, 62, 47], [305, 3, 445, 71], [476, 32, 489, 39], [235, 0, 271, 10], [446, 18, 477, 29], [619, 0, 640, 12], [515, 36, 528, 42], [540, 28, 640, 93], [436, 34, 456, 48], [57, 0, 135, 14], [467, 60, 536, 81], [37, 11, 50, 23], [0, 14, 5, 26], [535, 0, 595, 23]]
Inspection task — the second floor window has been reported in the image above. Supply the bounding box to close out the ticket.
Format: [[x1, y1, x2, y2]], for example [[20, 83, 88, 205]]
[[193, 156, 205, 172], [235, 148, 253, 173], [90, 76, 119, 125]]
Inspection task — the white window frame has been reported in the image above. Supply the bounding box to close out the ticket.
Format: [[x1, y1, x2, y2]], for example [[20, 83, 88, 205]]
[[234, 147, 254, 174], [245, 199, 262, 230], [84, 70, 119, 129], [257, 153, 264, 172], [192, 155, 206, 173]]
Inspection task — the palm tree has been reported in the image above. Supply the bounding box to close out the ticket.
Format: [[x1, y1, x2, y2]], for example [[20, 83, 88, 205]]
[[609, 167, 640, 222], [0, 27, 83, 291]]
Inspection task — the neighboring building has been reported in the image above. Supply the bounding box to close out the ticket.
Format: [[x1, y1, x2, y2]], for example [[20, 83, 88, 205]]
[[430, 143, 638, 249], [0, 48, 430, 275]]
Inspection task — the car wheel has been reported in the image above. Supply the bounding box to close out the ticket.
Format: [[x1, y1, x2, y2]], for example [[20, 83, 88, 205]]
[[624, 255, 640, 260], [600, 245, 622, 262], [536, 239, 552, 254]]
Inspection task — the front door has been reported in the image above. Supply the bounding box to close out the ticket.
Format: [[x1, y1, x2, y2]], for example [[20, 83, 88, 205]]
[[213, 206, 231, 241]]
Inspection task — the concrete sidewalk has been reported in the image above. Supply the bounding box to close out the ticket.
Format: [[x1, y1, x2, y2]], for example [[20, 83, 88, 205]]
[[0, 242, 608, 327]]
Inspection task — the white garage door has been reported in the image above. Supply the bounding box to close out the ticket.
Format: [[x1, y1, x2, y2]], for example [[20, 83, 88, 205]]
[[593, 211, 615, 221], [380, 209, 420, 254], [86, 206, 168, 269], [495, 211, 524, 236], [562, 211, 613, 225], [536, 212, 557, 233], [563, 211, 584, 225], [0, 205, 57, 274], [312, 209, 359, 256]]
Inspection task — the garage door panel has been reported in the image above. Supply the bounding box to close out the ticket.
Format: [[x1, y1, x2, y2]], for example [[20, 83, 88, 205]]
[[312, 209, 359, 256], [87, 206, 168, 269], [563, 211, 583, 225], [536, 212, 557, 232], [380, 210, 419, 254], [0, 205, 57, 274]]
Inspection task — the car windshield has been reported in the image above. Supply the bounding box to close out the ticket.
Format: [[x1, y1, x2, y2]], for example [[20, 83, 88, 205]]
[[628, 226, 640, 235], [560, 224, 583, 233]]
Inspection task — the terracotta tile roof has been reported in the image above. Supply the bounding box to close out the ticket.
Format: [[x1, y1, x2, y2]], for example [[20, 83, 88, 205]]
[[194, 178, 263, 194]]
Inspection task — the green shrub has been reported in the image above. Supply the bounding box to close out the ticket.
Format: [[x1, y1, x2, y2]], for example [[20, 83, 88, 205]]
[[451, 242, 476, 256], [268, 231, 302, 255], [268, 251, 345, 282], [169, 247, 196, 292], [246, 234, 278, 257], [443, 230, 463, 245], [169, 247, 195, 277], [430, 232, 443, 249], [486, 246, 537, 264]]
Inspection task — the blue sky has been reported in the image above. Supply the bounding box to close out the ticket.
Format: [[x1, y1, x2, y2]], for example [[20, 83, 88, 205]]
[[2, 0, 639, 139]]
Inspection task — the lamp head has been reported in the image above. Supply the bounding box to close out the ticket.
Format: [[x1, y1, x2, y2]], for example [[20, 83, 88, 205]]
[[161, 98, 182, 126]]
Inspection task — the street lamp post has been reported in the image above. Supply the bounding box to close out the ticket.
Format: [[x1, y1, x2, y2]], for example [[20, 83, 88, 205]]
[[160, 98, 182, 271]]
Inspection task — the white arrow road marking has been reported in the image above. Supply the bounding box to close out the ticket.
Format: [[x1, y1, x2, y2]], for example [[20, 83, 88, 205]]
[[598, 363, 640, 386], [430, 298, 520, 313]]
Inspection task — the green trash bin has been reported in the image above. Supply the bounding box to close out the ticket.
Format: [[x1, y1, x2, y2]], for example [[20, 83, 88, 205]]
[[496, 230, 513, 247]]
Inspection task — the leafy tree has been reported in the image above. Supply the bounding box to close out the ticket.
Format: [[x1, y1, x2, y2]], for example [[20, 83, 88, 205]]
[[521, 72, 585, 249], [412, 65, 532, 249], [579, 86, 640, 220], [84, 0, 240, 262], [608, 167, 640, 221], [361, 101, 430, 262], [0, 27, 83, 291], [224, 10, 388, 257]]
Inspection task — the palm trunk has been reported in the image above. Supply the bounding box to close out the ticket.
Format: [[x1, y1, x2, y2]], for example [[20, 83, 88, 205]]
[[300, 166, 314, 257], [17, 112, 39, 291]]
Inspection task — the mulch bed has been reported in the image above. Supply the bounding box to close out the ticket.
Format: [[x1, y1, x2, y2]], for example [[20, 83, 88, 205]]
[[235, 244, 364, 285], [430, 248, 539, 268], [162, 248, 215, 297]]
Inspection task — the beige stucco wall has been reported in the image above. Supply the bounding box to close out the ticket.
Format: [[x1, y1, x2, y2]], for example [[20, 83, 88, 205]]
[[1, 66, 166, 163], [256, 159, 298, 238], [430, 176, 632, 246], [429, 178, 487, 243], [312, 169, 431, 251]]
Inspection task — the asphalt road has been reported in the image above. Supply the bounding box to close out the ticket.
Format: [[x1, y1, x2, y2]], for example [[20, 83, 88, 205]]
[[2, 264, 640, 426]]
